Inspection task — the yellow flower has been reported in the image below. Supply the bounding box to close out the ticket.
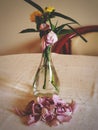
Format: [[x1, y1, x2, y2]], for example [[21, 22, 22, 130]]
[[44, 7, 55, 13], [30, 11, 42, 22]]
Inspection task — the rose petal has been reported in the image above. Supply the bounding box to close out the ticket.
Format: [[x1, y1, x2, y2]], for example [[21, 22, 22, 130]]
[[27, 115, 35, 125], [15, 95, 76, 127], [27, 114, 41, 125], [14, 107, 25, 116], [53, 95, 65, 105], [57, 115, 72, 123], [31, 103, 41, 116], [25, 100, 34, 114], [48, 118, 60, 126]]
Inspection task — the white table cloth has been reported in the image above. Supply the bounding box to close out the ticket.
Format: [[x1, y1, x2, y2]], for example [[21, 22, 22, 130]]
[[0, 53, 98, 130]]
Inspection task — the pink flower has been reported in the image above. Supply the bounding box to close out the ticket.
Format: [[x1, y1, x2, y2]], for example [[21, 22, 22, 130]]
[[45, 31, 58, 45], [41, 31, 58, 50], [37, 96, 54, 109], [15, 95, 76, 127], [53, 94, 65, 105], [39, 23, 50, 31]]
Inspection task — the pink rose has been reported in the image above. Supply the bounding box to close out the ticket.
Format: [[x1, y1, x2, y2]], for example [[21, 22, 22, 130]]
[[39, 23, 50, 31], [45, 31, 58, 45], [41, 31, 58, 50]]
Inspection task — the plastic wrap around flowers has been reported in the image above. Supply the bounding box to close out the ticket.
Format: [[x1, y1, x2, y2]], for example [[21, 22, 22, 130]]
[[15, 95, 76, 126]]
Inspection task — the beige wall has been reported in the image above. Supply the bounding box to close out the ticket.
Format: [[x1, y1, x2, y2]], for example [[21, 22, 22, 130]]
[[0, 0, 98, 53]]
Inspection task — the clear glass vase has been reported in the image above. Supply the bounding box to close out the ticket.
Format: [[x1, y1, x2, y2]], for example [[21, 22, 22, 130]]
[[33, 45, 60, 96]]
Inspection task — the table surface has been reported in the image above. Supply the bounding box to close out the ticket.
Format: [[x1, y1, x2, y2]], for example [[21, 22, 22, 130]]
[[0, 53, 98, 130]]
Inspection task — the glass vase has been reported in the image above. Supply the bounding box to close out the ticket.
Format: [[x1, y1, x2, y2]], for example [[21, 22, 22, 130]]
[[33, 45, 60, 96]]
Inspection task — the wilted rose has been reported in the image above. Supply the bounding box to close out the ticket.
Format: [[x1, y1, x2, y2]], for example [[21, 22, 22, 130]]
[[15, 95, 76, 126]]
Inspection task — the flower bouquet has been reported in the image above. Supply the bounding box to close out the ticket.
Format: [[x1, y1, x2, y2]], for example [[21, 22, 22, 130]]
[[15, 0, 87, 127]]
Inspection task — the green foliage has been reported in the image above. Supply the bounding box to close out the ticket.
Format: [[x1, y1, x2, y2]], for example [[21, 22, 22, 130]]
[[20, 28, 38, 33], [21, 0, 87, 42], [24, 0, 44, 13]]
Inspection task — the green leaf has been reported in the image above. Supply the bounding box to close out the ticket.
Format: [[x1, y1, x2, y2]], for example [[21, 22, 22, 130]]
[[55, 24, 66, 34], [24, 0, 44, 13], [54, 23, 74, 34], [20, 28, 38, 33], [51, 23, 56, 31], [67, 24, 87, 42], [57, 29, 73, 35], [53, 12, 80, 25], [55, 21, 58, 28]]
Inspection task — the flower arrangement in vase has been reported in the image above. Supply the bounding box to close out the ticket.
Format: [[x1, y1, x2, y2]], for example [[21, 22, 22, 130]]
[[15, 0, 87, 126]]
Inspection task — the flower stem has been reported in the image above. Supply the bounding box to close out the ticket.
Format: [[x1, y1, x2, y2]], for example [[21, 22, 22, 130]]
[[43, 46, 51, 89], [43, 58, 48, 89]]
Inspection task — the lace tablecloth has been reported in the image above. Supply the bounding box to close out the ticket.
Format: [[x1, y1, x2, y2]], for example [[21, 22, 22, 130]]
[[0, 53, 98, 130]]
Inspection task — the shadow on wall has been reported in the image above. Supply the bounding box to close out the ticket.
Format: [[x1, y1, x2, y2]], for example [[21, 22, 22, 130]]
[[0, 38, 42, 56], [71, 32, 98, 56]]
